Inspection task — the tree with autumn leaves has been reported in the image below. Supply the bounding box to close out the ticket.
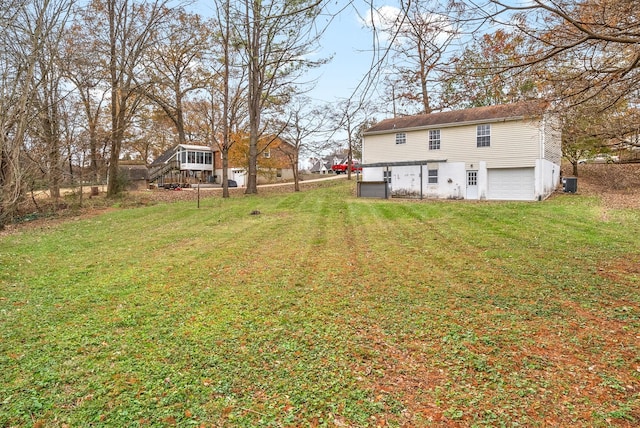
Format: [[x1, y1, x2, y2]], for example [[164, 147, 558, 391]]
[[224, 132, 295, 184], [441, 29, 539, 109]]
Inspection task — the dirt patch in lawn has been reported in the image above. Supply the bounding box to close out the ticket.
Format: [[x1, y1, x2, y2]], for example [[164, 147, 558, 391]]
[[572, 163, 640, 210]]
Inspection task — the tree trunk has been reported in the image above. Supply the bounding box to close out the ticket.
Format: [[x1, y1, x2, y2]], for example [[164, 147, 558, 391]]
[[244, 0, 260, 195], [222, 150, 230, 198], [293, 159, 300, 192], [175, 85, 186, 144], [107, 0, 119, 197]]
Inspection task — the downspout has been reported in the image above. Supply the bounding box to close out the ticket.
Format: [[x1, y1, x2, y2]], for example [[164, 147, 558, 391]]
[[385, 166, 389, 199], [420, 164, 424, 200]]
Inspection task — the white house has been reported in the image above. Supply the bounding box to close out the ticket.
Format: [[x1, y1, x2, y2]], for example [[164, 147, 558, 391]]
[[360, 101, 562, 201], [149, 144, 215, 187]]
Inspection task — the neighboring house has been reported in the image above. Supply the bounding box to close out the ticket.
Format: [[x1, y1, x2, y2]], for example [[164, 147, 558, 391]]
[[149, 144, 214, 187], [309, 154, 355, 174], [219, 136, 296, 185], [149, 138, 296, 187], [360, 101, 562, 201], [309, 157, 333, 174], [118, 161, 149, 190]]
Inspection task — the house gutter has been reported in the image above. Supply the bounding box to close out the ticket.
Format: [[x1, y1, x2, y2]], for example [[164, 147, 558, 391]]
[[359, 159, 447, 168]]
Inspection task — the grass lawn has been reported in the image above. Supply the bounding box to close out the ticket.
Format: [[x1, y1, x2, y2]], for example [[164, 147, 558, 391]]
[[1, 180, 639, 427]]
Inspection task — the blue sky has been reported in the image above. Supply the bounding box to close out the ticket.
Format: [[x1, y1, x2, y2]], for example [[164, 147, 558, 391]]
[[188, 1, 389, 105], [305, 2, 378, 104]]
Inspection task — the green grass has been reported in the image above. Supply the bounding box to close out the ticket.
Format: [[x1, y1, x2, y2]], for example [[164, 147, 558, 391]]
[[1, 181, 639, 427]]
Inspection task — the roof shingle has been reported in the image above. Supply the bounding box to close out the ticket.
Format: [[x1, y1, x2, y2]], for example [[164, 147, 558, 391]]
[[365, 101, 548, 134]]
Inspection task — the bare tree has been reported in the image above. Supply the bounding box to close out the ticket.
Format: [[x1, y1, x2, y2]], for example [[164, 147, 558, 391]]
[[476, 0, 640, 108], [209, 0, 248, 198], [64, 12, 110, 184], [279, 96, 330, 191], [140, 8, 214, 144], [76, 0, 173, 196], [331, 99, 375, 180], [231, 0, 328, 194], [0, 0, 74, 228], [385, 1, 459, 114], [32, 0, 75, 203]]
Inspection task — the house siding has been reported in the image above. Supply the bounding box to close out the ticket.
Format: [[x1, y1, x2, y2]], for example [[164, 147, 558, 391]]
[[363, 119, 542, 168], [542, 114, 563, 166]]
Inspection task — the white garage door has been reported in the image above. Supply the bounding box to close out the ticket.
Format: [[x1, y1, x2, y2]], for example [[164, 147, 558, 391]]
[[487, 168, 535, 201]]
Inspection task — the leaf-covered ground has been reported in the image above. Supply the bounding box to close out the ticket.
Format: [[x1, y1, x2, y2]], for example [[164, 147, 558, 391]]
[[1, 177, 639, 427]]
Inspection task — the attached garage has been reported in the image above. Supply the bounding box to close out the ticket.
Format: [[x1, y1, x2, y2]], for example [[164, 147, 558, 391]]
[[487, 168, 535, 201]]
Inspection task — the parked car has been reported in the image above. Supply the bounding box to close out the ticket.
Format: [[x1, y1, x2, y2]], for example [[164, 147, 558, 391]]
[[227, 179, 238, 187], [331, 162, 362, 174]]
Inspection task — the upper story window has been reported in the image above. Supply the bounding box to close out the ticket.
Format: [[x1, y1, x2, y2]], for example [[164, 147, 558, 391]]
[[429, 129, 440, 150], [477, 124, 491, 147], [395, 133, 406, 145], [263, 149, 271, 158]]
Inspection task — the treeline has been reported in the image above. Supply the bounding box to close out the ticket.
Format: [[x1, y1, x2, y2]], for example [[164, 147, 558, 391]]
[[1, 0, 639, 228]]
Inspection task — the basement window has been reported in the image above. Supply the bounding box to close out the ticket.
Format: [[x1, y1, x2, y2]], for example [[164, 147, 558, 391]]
[[428, 169, 438, 184]]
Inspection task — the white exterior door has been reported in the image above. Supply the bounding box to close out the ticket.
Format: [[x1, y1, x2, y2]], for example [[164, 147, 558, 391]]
[[466, 170, 478, 199], [487, 168, 535, 200]]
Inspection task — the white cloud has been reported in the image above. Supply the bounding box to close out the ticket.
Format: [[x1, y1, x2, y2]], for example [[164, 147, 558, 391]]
[[358, 5, 401, 37], [359, 5, 456, 46]]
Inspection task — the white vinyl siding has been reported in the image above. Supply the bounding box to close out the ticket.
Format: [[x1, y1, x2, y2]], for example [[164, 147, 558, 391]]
[[363, 119, 541, 169], [542, 114, 562, 165]]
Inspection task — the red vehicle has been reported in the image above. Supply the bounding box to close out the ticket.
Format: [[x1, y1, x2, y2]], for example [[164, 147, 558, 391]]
[[331, 162, 362, 174]]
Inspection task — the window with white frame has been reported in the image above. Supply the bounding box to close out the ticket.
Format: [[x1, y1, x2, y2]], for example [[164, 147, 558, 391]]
[[395, 133, 406, 145], [263, 149, 271, 158], [429, 129, 440, 150], [477, 124, 491, 147], [428, 169, 438, 184]]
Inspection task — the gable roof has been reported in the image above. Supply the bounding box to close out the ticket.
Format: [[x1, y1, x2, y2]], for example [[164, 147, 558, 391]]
[[150, 145, 178, 167], [365, 101, 548, 135]]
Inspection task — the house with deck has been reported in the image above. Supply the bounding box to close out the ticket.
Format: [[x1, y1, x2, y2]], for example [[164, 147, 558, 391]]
[[149, 144, 215, 187], [360, 101, 562, 201], [149, 138, 296, 188]]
